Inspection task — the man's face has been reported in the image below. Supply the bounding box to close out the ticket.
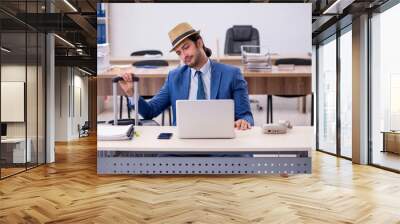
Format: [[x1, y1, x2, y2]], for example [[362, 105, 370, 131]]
[[174, 38, 202, 67]]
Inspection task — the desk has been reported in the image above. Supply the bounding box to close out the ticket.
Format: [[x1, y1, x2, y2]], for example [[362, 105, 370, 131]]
[[1, 138, 32, 164], [382, 131, 400, 154], [97, 65, 312, 97], [109, 54, 311, 66], [97, 126, 313, 175]]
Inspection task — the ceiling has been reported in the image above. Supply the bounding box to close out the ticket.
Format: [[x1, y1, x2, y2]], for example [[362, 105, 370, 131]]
[[0, 0, 97, 74]]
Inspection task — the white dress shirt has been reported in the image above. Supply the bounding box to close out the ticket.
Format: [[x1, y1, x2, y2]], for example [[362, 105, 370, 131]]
[[129, 59, 212, 108], [188, 59, 211, 100]]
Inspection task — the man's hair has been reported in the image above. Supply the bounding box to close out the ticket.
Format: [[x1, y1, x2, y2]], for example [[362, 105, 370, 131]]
[[187, 33, 212, 57]]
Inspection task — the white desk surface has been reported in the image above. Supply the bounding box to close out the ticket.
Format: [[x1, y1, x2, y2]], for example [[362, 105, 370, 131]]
[[97, 126, 314, 154]]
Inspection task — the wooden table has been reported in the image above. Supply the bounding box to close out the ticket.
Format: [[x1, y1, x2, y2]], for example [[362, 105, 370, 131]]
[[381, 131, 400, 154], [97, 65, 311, 97]]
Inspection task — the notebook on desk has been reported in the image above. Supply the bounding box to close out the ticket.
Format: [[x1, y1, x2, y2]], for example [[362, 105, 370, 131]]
[[98, 124, 134, 141]]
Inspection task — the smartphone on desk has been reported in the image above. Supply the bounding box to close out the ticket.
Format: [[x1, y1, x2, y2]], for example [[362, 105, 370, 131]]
[[157, 132, 173, 139]]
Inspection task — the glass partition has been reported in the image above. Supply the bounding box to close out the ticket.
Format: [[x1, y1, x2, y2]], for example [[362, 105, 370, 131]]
[[0, 0, 46, 179], [339, 28, 352, 158], [1, 30, 28, 177], [370, 3, 400, 171], [317, 36, 337, 155]]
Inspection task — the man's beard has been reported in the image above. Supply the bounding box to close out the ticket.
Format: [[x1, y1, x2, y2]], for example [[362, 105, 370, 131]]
[[187, 52, 200, 68]]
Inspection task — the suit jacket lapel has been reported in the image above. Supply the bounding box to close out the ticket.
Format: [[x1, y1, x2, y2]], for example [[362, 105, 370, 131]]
[[210, 60, 222, 99], [182, 66, 191, 99]]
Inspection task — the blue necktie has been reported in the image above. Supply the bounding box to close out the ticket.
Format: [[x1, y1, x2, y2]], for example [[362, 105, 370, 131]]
[[196, 71, 206, 100]]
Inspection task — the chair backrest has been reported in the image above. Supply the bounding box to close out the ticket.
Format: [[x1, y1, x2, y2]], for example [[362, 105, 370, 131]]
[[224, 25, 260, 55], [132, 60, 169, 67], [275, 58, 311, 66], [82, 121, 90, 129], [130, 50, 163, 56]]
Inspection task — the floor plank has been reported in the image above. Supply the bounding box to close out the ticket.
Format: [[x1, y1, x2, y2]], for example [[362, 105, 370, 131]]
[[1, 135, 400, 224]]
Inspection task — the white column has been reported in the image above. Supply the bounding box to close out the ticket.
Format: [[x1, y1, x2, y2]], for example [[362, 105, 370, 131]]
[[46, 32, 55, 163], [352, 14, 369, 164]]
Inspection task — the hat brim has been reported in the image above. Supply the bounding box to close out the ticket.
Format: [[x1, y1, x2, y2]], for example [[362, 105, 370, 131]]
[[169, 30, 200, 52]]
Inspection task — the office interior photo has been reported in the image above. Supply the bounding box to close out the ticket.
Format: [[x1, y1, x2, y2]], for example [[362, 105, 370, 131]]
[[1, 0, 400, 223], [0, 0, 97, 179]]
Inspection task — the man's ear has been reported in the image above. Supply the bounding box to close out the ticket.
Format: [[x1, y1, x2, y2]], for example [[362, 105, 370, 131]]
[[196, 38, 204, 48]]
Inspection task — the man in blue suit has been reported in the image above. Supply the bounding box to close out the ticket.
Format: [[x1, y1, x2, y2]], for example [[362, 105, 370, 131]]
[[120, 22, 254, 130]]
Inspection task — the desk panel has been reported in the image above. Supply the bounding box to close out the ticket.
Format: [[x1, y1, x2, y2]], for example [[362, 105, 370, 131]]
[[97, 66, 311, 96], [97, 126, 313, 175]]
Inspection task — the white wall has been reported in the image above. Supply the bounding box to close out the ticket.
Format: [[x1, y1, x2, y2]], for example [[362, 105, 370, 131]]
[[109, 3, 311, 59], [55, 67, 70, 141], [54, 67, 89, 141]]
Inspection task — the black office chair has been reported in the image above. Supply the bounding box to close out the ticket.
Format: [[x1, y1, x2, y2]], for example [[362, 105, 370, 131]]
[[224, 25, 260, 55], [78, 121, 90, 138], [224, 25, 262, 111], [130, 50, 163, 57], [132, 60, 169, 67], [267, 58, 313, 125], [275, 58, 311, 66]]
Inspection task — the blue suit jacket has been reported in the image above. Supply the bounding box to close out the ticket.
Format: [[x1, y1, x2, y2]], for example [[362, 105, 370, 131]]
[[134, 60, 254, 126]]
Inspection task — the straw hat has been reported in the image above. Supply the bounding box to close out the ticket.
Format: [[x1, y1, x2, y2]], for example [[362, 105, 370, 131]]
[[168, 22, 200, 52]]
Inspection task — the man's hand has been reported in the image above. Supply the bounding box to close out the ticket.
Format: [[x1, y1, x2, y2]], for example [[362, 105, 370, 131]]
[[234, 119, 251, 130], [119, 72, 134, 96]]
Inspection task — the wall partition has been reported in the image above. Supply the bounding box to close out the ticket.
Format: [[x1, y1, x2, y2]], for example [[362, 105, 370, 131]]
[[0, 1, 47, 179]]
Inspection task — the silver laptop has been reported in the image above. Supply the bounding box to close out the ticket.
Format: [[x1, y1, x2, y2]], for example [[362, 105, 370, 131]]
[[176, 100, 235, 139]]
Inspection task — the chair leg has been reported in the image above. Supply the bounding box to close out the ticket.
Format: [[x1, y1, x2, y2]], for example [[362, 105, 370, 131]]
[[119, 95, 123, 119], [168, 107, 172, 126], [126, 96, 131, 119], [266, 95, 269, 123], [161, 111, 165, 126], [269, 95, 273, 123], [266, 95, 273, 124], [311, 93, 314, 126]]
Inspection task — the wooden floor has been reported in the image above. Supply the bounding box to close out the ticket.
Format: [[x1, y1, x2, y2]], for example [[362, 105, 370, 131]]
[[372, 151, 400, 171], [1, 136, 400, 223]]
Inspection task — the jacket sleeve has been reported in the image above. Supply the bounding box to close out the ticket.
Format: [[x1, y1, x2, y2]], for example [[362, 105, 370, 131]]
[[232, 68, 254, 126], [129, 74, 171, 120]]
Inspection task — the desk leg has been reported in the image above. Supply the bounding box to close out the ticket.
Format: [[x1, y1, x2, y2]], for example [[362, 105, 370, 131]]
[[266, 95, 273, 123]]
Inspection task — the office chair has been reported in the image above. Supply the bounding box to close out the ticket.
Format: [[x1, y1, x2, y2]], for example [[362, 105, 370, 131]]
[[224, 25, 262, 111], [119, 59, 172, 126], [275, 58, 311, 66], [132, 60, 169, 67], [267, 58, 313, 125], [130, 50, 163, 57], [224, 25, 260, 55], [78, 121, 90, 138]]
